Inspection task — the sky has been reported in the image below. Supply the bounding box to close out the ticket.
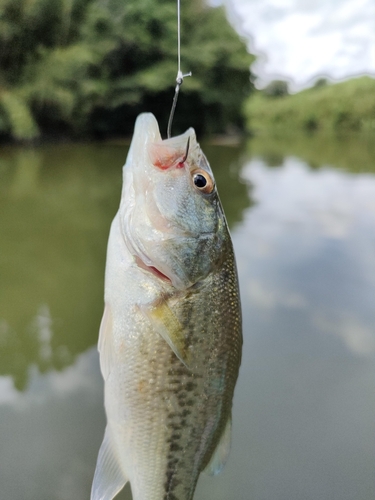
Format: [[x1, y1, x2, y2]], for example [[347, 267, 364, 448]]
[[220, 0, 375, 90]]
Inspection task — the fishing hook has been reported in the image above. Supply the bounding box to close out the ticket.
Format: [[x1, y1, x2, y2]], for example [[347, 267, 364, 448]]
[[181, 136, 190, 163]]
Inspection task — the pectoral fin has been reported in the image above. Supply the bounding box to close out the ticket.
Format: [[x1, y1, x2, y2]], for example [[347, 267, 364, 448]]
[[141, 300, 191, 368], [203, 415, 232, 476], [98, 304, 114, 380], [91, 426, 128, 500]]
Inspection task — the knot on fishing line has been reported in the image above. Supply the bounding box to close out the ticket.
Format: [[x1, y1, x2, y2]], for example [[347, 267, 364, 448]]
[[176, 70, 192, 89], [168, 69, 192, 138]]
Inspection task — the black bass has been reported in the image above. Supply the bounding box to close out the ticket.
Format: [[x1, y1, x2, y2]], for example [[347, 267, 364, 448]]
[[91, 113, 242, 500]]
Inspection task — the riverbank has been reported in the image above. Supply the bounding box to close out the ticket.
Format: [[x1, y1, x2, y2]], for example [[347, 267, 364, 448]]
[[245, 76, 375, 136]]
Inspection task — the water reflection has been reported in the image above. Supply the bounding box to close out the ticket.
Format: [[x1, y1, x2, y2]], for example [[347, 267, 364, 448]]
[[0, 143, 125, 388], [238, 157, 375, 359], [249, 133, 375, 173], [0, 348, 104, 500], [1, 136, 374, 500], [0, 142, 251, 390]]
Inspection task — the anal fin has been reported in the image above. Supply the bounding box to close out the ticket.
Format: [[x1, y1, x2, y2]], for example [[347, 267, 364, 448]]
[[203, 415, 232, 476], [91, 427, 128, 500]]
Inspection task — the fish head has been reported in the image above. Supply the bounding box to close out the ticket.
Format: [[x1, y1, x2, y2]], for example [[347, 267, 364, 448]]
[[120, 113, 229, 290]]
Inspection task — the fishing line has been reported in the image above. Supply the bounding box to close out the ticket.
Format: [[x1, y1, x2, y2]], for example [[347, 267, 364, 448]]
[[167, 0, 191, 138]]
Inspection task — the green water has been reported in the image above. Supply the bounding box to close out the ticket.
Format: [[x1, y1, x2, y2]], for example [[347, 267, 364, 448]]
[[0, 135, 374, 500]]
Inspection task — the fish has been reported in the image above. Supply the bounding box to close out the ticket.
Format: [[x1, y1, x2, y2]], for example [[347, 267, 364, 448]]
[[91, 113, 242, 500]]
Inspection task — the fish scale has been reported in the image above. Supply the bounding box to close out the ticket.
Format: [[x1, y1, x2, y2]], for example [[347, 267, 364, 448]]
[[91, 113, 242, 500]]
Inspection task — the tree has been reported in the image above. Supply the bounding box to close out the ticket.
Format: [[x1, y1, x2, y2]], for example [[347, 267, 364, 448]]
[[0, 0, 255, 140], [263, 80, 289, 98], [313, 77, 328, 89]]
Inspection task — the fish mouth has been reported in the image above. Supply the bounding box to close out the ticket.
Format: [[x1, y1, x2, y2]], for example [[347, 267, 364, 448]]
[[134, 256, 171, 283]]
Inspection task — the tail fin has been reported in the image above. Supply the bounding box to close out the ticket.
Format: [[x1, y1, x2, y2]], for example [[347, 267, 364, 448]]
[[91, 427, 128, 500]]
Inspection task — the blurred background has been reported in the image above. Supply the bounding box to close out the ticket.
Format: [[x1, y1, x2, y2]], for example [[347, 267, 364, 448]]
[[0, 1, 374, 499]]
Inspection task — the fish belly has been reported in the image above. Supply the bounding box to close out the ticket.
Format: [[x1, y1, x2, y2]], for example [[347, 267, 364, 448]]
[[105, 314, 216, 500]]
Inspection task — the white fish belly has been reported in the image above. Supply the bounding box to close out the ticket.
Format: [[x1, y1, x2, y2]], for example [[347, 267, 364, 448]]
[[105, 321, 178, 500]]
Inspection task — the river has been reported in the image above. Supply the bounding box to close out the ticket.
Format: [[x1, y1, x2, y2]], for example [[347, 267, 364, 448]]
[[0, 134, 374, 500]]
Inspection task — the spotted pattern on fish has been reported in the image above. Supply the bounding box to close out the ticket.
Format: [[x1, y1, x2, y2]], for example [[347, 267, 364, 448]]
[[153, 243, 242, 500]]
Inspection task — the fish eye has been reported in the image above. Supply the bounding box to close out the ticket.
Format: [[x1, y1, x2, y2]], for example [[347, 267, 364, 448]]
[[194, 174, 206, 188], [192, 170, 214, 194]]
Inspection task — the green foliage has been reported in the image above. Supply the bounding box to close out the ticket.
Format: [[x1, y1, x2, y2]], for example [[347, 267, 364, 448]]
[[262, 80, 289, 97], [313, 77, 328, 89], [0, 91, 39, 139], [245, 76, 375, 136], [0, 0, 254, 141]]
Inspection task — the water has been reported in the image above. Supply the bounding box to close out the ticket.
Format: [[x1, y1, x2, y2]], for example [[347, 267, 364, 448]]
[[0, 135, 374, 500]]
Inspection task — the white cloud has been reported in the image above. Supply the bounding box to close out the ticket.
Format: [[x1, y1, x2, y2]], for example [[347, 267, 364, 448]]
[[224, 0, 375, 89]]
